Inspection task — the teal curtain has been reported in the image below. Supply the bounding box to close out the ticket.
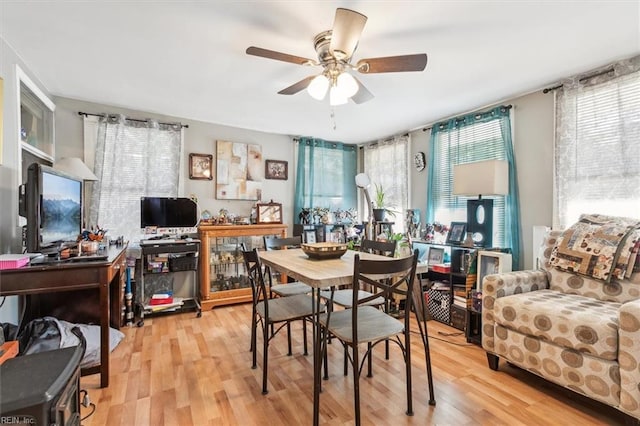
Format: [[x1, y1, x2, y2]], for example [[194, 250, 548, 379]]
[[426, 106, 522, 269], [294, 137, 357, 221]]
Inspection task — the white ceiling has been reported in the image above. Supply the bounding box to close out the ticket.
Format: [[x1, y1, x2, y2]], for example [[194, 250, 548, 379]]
[[1, 1, 639, 143]]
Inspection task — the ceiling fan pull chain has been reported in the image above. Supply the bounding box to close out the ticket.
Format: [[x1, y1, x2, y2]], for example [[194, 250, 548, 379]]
[[330, 109, 337, 130]]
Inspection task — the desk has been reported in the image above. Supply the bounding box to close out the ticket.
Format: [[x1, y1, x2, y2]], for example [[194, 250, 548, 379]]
[[259, 249, 428, 426], [0, 245, 127, 388]]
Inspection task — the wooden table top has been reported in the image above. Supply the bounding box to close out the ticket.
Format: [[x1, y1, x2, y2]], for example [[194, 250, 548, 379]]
[[258, 248, 427, 288]]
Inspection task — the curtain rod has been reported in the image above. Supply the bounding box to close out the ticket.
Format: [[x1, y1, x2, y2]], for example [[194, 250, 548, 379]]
[[78, 111, 189, 128], [422, 104, 512, 131], [543, 67, 615, 94]]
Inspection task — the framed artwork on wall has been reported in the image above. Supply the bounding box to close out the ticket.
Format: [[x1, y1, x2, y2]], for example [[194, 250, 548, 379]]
[[189, 153, 213, 180], [216, 140, 263, 200], [265, 160, 288, 180]]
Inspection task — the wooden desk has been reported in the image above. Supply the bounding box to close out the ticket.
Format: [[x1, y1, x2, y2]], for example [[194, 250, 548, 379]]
[[0, 245, 127, 388]]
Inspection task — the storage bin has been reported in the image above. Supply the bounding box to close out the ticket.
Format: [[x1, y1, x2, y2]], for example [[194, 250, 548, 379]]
[[169, 255, 197, 272], [450, 305, 466, 331], [426, 288, 450, 323]]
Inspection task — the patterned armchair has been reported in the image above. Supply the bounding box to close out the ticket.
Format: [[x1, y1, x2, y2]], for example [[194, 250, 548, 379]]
[[482, 215, 640, 422]]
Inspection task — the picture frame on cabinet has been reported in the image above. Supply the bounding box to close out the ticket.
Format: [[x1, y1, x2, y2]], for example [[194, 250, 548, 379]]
[[446, 222, 467, 245], [304, 230, 316, 244], [427, 247, 444, 266], [256, 201, 283, 224]]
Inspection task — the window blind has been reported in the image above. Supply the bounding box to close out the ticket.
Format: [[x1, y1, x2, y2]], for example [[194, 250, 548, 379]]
[[555, 66, 640, 227], [431, 119, 507, 247]]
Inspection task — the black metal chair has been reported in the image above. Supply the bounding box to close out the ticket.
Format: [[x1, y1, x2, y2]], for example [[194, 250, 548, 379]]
[[319, 250, 432, 425], [320, 239, 397, 375], [263, 236, 312, 297], [241, 248, 324, 394]]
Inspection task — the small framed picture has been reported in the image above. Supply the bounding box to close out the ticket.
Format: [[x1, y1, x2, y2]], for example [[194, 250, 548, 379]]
[[189, 153, 213, 180], [257, 201, 283, 224], [265, 160, 288, 180], [427, 247, 444, 266], [304, 230, 316, 244], [446, 222, 467, 245]]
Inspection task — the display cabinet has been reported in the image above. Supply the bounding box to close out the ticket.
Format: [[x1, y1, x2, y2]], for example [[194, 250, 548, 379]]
[[198, 224, 287, 309]]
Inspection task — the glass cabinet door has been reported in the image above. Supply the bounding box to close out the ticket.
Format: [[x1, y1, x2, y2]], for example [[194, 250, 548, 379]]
[[208, 235, 265, 293]]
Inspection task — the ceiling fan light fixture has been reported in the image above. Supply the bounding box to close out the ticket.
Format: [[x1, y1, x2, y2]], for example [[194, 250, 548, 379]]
[[329, 85, 348, 106], [336, 72, 359, 98], [307, 74, 329, 100]]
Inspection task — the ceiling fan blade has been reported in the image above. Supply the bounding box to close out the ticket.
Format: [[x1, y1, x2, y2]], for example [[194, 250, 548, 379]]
[[246, 46, 315, 66], [330, 8, 367, 59], [357, 53, 428, 73], [351, 77, 374, 104], [278, 75, 316, 95]]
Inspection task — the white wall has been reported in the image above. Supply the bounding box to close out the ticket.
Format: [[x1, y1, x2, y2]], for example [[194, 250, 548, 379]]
[[409, 90, 555, 270], [54, 97, 296, 233], [0, 37, 55, 322]]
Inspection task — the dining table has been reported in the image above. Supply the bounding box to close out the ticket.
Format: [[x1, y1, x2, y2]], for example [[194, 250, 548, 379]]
[[258, 247, 429, 426]]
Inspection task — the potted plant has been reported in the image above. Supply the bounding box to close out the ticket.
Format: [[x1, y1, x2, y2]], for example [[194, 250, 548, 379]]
[[373, 183, 397, 222]]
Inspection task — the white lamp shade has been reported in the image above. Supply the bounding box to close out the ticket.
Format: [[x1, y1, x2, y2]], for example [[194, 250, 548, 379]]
[[54, 157, 98, 181], [355, 173, 371, 188], [329, 85, 348, 106], [336, 72, 359, 98], [453, 159, 508, 196], [307, 74, 329, 100]]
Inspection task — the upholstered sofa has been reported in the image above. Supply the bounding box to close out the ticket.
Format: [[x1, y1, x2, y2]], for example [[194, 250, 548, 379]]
[[482, 215, 640, 421]]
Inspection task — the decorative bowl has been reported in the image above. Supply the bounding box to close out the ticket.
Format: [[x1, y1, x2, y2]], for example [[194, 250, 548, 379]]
[[301, 242, 348, 260]]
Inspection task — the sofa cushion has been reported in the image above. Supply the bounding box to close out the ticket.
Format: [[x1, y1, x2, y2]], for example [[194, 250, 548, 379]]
[[549, 214, 640, 282], [540, 229, 640, 303], [493, 289, 620, 360]]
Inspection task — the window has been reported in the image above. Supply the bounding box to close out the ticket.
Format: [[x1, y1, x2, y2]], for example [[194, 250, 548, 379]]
[[427, 106, 518, 261], [555, 57, 640, 228], [85, 115, 183, 242], [294, 138, 357, 220], [363, 135, 409, 233]]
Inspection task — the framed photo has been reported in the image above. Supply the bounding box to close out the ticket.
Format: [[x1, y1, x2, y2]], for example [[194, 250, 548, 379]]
[[257, 201, 283, 224], [446, 222, 467, 245], [189, 153, 213, 180], [304, 230, 316, 244], [265, 159, 288, 180], [427, 247, 444, 266]]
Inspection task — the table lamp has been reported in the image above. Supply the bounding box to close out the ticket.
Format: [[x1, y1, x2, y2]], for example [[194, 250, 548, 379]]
[[53, 157, 98, 181], [453, 159, 508, 247], [355, 173, 374, 240]]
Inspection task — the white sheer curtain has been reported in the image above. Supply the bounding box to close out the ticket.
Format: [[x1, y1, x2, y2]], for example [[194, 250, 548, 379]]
[[555, 55, 640, 228], [85, 114, 183, 243], [363, 134, 409, 233]]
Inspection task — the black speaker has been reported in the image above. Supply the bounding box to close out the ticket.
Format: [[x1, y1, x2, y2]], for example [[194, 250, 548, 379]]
[[466, 198, 493, 247]]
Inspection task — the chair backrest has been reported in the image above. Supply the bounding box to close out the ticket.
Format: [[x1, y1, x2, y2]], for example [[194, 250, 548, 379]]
[[264, 236, 303, 250], [360, 239, 397, 258], [349, 250, 419, 323], [241, 249, 270, 309]]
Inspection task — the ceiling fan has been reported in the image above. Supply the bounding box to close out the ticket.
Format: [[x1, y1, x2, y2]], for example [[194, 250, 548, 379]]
[[246, 8, 428, 106]]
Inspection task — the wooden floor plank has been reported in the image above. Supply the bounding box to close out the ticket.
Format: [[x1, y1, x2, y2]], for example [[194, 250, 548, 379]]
[[80, 304, 632, 425]]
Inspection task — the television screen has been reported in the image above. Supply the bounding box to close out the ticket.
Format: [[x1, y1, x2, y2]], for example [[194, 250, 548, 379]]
[[41, 169, 82, 246], [23, 163, 83, 253], [140, 197, 198, 228]]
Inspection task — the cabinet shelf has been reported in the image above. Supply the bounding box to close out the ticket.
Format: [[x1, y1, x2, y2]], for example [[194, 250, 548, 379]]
[[137, 240, 202, 325], [198, 224, 287, 310]]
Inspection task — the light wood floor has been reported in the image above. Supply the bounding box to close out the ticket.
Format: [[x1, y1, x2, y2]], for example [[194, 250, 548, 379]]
[[80, 303, 630, 425]]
